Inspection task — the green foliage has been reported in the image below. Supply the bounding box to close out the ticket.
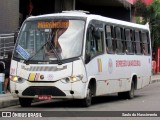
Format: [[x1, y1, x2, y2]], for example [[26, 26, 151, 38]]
[[134, 0, 160, 52], [134, 0, 147, 17], [135, 16, 142, 24]]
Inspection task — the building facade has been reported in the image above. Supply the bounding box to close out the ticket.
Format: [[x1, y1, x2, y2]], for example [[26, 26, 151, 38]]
[[0, 0, 134, 34], [0, 0, 19, 34]]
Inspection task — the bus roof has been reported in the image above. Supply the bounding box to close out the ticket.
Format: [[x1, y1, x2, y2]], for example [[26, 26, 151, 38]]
[[27, 11, 149, 30]]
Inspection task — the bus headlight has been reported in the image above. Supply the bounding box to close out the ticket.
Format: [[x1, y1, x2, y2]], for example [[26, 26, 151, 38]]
[[71, 75, 83, 82], [60, 75, 83, 83], [10, 76, 25, 83], [60, 77, 70, 83]]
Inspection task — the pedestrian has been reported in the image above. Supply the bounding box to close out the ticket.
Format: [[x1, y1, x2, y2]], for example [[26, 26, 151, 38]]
[[3, 52, 12, 93], [0, 62, 4, 73]]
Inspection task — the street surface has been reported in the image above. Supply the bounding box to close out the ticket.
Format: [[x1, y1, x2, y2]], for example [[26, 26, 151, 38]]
[[1, 82, 160, 120]]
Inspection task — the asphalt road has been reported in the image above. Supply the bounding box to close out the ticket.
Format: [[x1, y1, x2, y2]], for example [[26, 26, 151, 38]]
[[1, 82, 160, 120]]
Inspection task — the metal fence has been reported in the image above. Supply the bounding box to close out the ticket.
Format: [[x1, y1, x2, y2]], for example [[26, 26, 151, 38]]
[[0, 33, 15, 60]]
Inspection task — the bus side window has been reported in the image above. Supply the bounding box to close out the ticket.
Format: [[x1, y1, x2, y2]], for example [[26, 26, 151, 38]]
[[141, 31, 149, 55], [85, 25, 104, 64], [105, 25, 113, 53], [125, 29, 132, 53], [94, 28, 104, 55], [111, 26, 116, 53], [121, 28, 126, 53], [135, 31, 141, 54], [85, 28, 93, 63], [146, 32, 150, 54], [115, 27, 123, 53], [131, 30, 136, 54]]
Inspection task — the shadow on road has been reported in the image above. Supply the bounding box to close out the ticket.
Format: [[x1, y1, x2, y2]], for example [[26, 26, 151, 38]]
[[31, 94, 143, 108]]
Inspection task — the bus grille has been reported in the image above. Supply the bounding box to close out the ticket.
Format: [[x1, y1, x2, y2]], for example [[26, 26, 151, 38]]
[[22, 86, 66, 96], [29, 66, 67, 71]]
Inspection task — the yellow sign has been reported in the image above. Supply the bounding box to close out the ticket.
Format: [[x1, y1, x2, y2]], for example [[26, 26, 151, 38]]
[[97, 59, 102, 72], [29, 73, 36, 81], [28, 73, 40, 81]]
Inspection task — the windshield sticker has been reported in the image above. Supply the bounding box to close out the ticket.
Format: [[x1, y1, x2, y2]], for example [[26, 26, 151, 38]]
[[97, 59, 102, 72], [16, 45, 30, 60]]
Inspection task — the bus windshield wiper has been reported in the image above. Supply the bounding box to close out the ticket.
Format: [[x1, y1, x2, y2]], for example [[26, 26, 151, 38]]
[[24, 32, 62, 65]]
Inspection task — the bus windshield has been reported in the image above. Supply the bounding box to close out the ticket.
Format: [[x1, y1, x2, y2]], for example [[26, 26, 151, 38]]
[[14, 19, 85, 61]]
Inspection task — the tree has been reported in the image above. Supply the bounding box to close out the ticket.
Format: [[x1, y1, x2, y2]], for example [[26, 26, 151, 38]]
[[134, 0, 160, 52]]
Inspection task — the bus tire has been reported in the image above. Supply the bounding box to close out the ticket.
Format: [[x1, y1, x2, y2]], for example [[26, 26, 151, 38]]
[[19, 98, 32, 107], [81, 86, 92, 107], [118, 81, 135, 99], [118, 92, 125, 99], [126, 81, 135, 99]]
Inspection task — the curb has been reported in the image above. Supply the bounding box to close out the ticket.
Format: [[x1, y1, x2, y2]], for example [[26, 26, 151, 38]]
[[0, 98, 19, 108], [150, 79, 160, 84]]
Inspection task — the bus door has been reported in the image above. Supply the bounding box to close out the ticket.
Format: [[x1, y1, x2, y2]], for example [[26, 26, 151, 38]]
[[85, 21, 108, 95]]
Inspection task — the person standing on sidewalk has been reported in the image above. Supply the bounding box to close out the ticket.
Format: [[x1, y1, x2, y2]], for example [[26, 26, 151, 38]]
[[3, 52, 12, 93]]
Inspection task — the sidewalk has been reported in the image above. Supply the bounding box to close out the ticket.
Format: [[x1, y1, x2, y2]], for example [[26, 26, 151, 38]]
[[150, 74, 160, 83], [0, 75, 160, 109], [0, 93, 19, 108]]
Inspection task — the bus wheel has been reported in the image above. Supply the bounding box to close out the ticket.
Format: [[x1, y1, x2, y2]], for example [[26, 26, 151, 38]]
[[19, 98, 32, 107], [82, 86, 92, 107], [118, 81, 135, 99], [126, 81, 135, 99]]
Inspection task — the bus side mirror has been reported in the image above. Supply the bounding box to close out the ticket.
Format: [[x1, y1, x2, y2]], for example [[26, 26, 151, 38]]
[[93, 28, 101, 39]]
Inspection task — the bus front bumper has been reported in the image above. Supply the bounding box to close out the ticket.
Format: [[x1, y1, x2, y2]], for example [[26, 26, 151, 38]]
[[10, 80, 86, 99]]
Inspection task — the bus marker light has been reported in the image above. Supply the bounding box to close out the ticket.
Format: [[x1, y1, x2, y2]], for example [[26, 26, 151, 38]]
[[40, 75, 44, 80], [13, 76, 18, 82]]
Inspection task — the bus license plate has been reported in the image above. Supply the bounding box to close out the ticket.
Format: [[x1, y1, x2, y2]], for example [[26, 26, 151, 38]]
[[38, 95, 52, 100]]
